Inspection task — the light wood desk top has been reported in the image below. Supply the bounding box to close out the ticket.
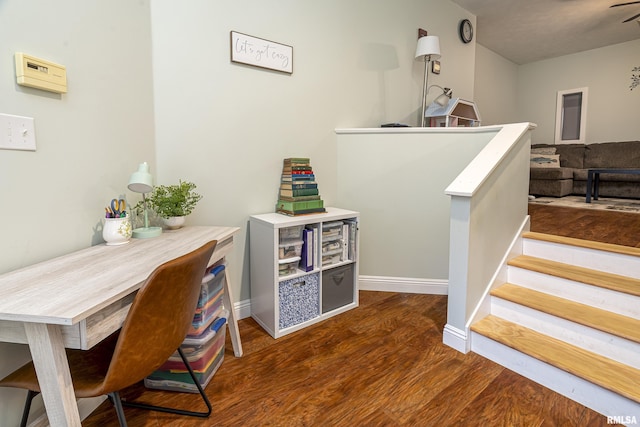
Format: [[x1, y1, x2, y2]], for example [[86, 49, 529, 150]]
[[0, 226, 242, 426]]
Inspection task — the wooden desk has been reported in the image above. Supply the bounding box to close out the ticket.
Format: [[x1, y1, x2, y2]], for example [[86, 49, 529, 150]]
[[0, 226, 242, 426]]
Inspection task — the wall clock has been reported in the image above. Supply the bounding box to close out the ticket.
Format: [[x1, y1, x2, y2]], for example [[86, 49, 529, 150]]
[[459, 19, 473, 44]]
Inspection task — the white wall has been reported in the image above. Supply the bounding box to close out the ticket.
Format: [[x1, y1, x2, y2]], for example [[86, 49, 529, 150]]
[[475, 39, 640, 145], [517, 39, 640, 144], [335, 128, 496, 282], [474, 45, 519, 126], [150, 0, 477, 302], [0, 1, 155, 424]]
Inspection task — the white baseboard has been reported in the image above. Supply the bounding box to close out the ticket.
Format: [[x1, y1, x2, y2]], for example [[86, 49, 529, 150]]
[[443, 324, 470, 353], [235, 276, 448, 320], [234, 298, 252, 320], [358, 275, 448, 295]]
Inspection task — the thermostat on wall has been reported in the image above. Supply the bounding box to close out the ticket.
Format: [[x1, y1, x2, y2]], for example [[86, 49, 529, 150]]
[[14, 53, 67, 94]]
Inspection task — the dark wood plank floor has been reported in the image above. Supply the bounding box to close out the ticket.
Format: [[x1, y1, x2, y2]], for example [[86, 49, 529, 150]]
[[80, 203, 630, 427], [528, 202, 640, 248]]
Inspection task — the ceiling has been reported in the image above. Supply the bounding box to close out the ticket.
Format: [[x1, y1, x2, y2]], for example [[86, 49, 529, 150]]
[[450, 0, 640, 64]]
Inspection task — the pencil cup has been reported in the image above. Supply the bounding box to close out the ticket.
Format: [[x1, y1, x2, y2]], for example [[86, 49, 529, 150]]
[[103, 216, 132, 246]]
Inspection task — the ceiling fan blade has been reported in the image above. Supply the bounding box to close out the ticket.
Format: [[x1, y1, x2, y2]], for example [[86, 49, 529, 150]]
[[610, 1, 640, 7], [623, 11, 640, 21]]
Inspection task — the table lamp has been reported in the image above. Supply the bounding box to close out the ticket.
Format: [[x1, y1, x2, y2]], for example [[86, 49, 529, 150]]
[[428, 85, 453, 107], [128, 162, 162, 238], [415, 35, 441, 127]]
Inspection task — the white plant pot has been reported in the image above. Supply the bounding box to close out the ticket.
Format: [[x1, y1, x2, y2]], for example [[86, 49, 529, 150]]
[[163, 216, 186, 230]]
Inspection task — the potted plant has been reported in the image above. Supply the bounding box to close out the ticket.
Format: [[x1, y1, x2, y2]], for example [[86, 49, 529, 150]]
[[139, 180, 203, 229]]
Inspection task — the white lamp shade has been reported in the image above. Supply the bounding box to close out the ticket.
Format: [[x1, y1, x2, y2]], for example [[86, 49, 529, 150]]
[[415, 35, 441, 60], [128, 162, 154, 193]]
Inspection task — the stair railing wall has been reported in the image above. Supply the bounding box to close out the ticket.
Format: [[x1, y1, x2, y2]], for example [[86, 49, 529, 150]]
[[443, 122, 536, 353]]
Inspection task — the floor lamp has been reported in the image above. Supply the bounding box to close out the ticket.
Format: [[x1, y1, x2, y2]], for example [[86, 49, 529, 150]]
[[415, 35, 441, 127]]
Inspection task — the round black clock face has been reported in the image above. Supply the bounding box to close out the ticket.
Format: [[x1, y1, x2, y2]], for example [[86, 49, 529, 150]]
[[459, 19, 473, 43]]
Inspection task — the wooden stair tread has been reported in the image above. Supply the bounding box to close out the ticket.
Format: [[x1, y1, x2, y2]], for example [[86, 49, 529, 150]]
[[508, 255, 640, 297], [471, 315, 640, 403], [523, 231, 640, 258], [492, 283, 640, 343]]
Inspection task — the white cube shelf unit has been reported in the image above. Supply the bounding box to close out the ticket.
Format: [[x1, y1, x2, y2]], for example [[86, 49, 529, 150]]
[[249, 207, 359, 338]]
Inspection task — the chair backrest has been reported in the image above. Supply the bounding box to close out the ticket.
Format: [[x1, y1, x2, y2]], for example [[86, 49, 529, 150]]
[[102, 240, 217, 393]]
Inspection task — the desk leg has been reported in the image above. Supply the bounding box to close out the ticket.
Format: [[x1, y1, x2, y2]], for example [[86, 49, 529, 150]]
[[24, 323, 81, 427], [222, 267, 243, 357], [586, 171, 593, 203], [594, 173, 600, 201]]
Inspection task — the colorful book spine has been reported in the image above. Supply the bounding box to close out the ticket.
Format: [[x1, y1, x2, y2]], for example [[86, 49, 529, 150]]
[[279, 188, 320, 197], [281, 174, 316, 181], [276, 199, 324, 212], [300, 228, 314, 272], [276, 207, 326, 216], [278, 195, 321, 202], [280, 182, 318, 190]]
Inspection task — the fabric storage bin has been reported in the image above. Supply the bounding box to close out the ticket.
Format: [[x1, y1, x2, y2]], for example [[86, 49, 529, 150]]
[[145, 314, 227, 393], [279, 273, 319, 329], [322, 264, 354, 313], [188, 265, 225, 336]]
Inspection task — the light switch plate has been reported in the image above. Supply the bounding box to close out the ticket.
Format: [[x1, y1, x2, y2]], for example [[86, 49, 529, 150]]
[[0, 113, 36, 151]]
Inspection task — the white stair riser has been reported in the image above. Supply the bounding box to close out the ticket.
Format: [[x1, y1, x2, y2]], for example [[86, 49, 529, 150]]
[[507, 266, 640, 319], [491, 297, 640, 369], [471, 332, 640, 423], [523, 239, 640, 279]]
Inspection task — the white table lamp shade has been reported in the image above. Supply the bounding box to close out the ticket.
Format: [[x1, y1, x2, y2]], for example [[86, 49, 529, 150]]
[[415, 35, 441, 60]]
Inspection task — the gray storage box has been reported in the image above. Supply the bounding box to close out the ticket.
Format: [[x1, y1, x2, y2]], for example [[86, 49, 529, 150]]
[[322, 264, 354, 313]]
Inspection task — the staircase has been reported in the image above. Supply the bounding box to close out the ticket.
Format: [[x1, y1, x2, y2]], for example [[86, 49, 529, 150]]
[[470, 231, 640, 421]]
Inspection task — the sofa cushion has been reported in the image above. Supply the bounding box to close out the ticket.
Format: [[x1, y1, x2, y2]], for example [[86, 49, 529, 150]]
[[584, 141, 640, 168], [554, 144, 586, 168], [530, 167, 574, 180]]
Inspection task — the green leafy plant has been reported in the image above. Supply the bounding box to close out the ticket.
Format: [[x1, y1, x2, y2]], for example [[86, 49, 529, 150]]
[[138, 180, 203, 219], [631, 66, 640, 91]]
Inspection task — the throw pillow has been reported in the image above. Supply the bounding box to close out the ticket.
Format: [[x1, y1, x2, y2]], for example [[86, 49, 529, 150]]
[[531, 147, 557, 155], [530, 154, 560, 168]]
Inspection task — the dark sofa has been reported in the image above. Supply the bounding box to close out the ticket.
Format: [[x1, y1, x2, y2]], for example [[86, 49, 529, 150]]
[[529, 141, 640, 198]]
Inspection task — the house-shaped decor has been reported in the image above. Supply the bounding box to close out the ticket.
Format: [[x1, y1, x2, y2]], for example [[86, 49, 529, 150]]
[[424, 98, 481, 127]]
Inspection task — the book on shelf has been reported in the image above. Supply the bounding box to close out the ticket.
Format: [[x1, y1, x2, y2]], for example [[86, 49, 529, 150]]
[[299, 228, 314, 272], [283, 158, 310, 167], [281, 174, 316, 181], [279, 188, 319, 197], [342, 223, 349, 261], [280, 182, 318, 190], [276, 199, 324, 212], [276, 207, 326, 216], [282, 169, 313, 175], [278, 195, 321, 202]]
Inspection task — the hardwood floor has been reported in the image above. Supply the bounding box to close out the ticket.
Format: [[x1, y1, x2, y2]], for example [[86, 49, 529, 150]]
[[528, 202, 640, 248], [80, 203, 628, 427]]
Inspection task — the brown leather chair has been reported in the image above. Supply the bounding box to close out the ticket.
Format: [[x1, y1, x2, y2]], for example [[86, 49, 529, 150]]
[[0, 240, 217, 427]]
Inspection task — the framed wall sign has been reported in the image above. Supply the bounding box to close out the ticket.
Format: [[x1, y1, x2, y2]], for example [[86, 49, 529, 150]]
[[230, 31, 293, 74]]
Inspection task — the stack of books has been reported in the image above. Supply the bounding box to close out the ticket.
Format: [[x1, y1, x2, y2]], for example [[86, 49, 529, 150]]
[[276, 158, 326, 216]]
